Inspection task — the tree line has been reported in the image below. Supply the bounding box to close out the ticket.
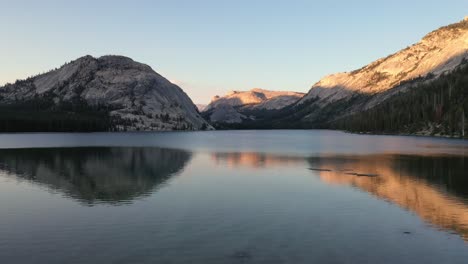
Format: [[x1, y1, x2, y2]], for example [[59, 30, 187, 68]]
[[331, 62, 468, 138], [0, 95, 118, 132]]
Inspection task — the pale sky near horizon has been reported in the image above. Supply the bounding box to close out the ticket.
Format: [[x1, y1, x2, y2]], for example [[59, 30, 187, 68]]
[[1, 0, 467, 104]]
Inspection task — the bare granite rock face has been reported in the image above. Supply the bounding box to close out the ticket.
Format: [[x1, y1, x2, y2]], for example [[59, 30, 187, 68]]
[[203, 88, 304, 123], [0, 55, 213, 131], [298, 18, 468, 113]]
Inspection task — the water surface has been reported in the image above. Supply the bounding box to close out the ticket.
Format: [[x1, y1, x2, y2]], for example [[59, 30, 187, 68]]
[[0, 130, 467, 263]]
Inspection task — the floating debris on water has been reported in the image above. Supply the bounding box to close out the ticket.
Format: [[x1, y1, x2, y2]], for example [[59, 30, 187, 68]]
[[356, 173, 379, 177], [308, 168, 332, 172], [345, 172, 379, 177]]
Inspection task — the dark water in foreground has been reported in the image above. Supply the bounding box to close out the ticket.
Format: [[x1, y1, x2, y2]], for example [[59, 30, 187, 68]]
[[0, 130, 467, 263]]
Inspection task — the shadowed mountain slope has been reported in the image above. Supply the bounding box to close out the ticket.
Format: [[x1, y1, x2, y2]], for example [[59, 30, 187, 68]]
[[0, 55, 212, 132]]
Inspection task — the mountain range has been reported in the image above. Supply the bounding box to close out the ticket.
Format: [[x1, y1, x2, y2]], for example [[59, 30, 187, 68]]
[[220, 17, 468, 137], [1, 17, 467, 136]]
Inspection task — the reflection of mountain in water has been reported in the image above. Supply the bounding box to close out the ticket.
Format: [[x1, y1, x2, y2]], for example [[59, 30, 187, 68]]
[[308, 154, 468, 240], [0, 147, 192, 205], [211, 151, 468, 240], [211, 152, 304, 168]]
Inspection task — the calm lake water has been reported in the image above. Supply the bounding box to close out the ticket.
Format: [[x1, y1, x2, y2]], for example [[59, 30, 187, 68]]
[[0, 130, 467, 263]]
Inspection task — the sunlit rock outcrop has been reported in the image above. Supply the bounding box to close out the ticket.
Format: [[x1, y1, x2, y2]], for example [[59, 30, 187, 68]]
[[258, 18, 468, 134], [299, 18, 468, 108], [203, 88, 304, 124]]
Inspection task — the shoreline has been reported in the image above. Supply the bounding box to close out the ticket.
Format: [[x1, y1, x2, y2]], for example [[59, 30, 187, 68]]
[[340, 130, 467, 140], [0, 128, 465, 141]]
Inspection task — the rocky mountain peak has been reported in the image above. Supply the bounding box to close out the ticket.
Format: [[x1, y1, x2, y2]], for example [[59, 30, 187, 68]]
[[298, 18, 468, 106], [97, 55, 153, 71], [206, 88, 305, 110], [250, 88, 267, 93], [0, 55, 212, 131]]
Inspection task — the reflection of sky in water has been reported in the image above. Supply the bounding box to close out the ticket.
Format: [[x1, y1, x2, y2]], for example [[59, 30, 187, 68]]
[[0, 130, 467, 156], [0, 131, 467, 263]]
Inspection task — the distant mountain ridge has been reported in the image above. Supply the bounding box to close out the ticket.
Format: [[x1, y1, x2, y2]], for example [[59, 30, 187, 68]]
[[202, 88, 304, 125], [0, 55, 212, 131], [2, 18, 467, 136], [223, 17, 468, 137], [195, 104, 207, 112]]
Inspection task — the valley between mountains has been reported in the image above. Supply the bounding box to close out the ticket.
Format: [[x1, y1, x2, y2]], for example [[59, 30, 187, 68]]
[[1, 17, 467, 137]]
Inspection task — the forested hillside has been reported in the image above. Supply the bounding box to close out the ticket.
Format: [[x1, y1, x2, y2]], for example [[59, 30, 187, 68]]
[[0, 94, 118, 132], [331, 61, 468, 138]]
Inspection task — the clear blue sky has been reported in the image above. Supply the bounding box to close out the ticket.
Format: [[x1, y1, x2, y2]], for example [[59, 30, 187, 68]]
[[1, 0, 467, 103]]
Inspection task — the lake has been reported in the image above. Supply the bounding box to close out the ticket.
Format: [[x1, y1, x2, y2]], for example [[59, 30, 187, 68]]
[[0, 130, 467, 263]]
